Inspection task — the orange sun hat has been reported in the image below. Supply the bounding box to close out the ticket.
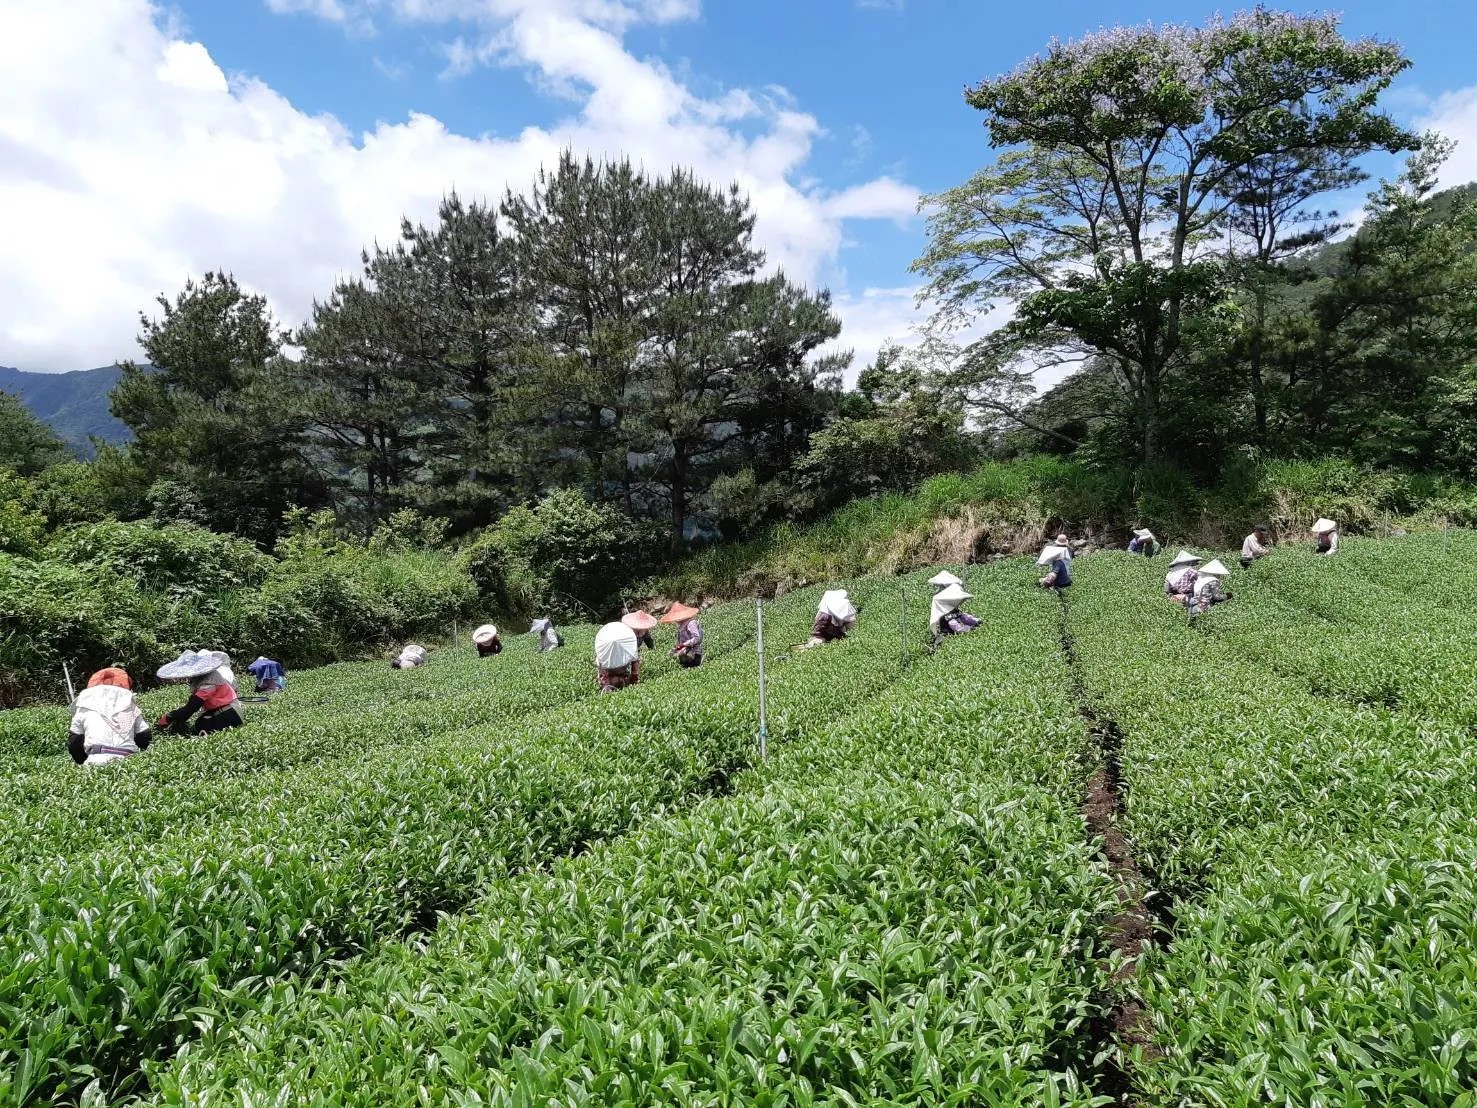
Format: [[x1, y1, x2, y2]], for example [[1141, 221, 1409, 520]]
[[87, 667, 132, 690], [621, 611, 659, 632], [660, 603, 701, 624]]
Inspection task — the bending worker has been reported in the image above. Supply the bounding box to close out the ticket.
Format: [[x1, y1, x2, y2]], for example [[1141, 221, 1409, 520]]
[[1037, 543, 1072, 589], [246, 656, 286, 692], [1165, 550, 1201, 605], [662, 603, 704, 669], [473, 624, 503, 657], [68, 667, 152, 766], [930, 583, 981, 648], [622, 610, 659, 651], [1312, 517, 1340, 556], [803, 589, 857, 648], [392, 644, 428, 670], [1192, 559, 1234, 614], [595, 622, 640, 693], [157, 649, 243, 735], [530, 618, 563, 652], [1127, 528, 1160, 556], [1240, 525, 1272, 569]]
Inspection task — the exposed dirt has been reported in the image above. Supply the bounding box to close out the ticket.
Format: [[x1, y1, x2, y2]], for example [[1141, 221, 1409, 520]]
[[1058, 598, 1163, 1103]]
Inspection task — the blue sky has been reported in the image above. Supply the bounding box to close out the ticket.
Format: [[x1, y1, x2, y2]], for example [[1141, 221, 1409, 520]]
[[3, 0, 1476, 374]]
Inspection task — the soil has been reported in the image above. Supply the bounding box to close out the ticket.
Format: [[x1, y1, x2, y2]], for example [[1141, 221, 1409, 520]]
[[1059, 597, 1164, 1103]]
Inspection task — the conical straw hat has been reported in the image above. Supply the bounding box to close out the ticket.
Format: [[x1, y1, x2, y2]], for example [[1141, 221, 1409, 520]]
[[928, 570, 963, 588], [661, 603, 701, 624], [595, 623, 638, 668], [472, 624, 498, 644], [621, 611, 659, 631], [1168, 550, 1201, 567]]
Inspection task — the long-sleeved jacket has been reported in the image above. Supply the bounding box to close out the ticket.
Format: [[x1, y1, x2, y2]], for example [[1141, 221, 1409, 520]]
[[164, 666, 240, 730], [1192, 575, 1229, 613], [936, 609, 982, 637], [68, 685, 152, 765], [674, 619, 703, 659], [811, 613, 848, 642], [1164, 568, 1197, 597]]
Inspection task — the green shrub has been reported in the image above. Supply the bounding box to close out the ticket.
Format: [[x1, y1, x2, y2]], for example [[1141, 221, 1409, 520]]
[[461, 488, 656, 622], [50, 519, 271, 598]]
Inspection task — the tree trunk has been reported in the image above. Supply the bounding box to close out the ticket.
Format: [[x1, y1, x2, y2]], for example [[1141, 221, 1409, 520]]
[[670, 445, 688, 553]]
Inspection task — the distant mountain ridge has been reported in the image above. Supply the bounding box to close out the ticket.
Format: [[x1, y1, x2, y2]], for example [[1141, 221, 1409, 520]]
[[0, 365, 132, 455]]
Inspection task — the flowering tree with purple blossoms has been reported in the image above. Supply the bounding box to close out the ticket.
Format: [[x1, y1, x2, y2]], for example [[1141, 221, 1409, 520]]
[[914, 10, 1414, 462]]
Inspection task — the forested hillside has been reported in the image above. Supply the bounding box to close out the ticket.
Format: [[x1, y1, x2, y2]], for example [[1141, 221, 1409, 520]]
[[0, 365, 129, 454]]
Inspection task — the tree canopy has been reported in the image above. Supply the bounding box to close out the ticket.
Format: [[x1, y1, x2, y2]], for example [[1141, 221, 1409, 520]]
[[916, 11, 1415, 462]]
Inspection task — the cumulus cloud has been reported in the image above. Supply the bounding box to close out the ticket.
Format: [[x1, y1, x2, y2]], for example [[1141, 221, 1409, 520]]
[[0, 0, 919, 372], [1421, 86, 1477, 190]]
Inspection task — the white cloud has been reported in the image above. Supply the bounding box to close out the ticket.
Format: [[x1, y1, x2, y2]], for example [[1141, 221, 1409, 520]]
[[826, 286, 928, 379], [1421, 86, 1477, 190], [822, 177, 918, 222], [0, 0, 918, 371], [265, 0, 349, 22]]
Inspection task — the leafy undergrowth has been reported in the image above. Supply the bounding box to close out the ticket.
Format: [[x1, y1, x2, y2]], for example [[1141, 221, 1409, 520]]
[[652, 456, 1477, 603]]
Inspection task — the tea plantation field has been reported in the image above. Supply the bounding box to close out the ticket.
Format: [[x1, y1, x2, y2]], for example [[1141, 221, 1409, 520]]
[[1, 532, 1474, 1106]]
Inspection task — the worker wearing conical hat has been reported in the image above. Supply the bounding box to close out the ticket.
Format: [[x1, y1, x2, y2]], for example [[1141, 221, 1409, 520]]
[[928, 570, 963, 591], [662, 603, 704, 669], [1164, 550, 1201, 605], [930, 583, 981, 648], [595, 623, 641, 693], [156, 649, 243, 735], [1311, 518, 1339, 556], [472, 624, 503, 658], [1191, 559, 1234, 614], [67, 668, 154, 766], [622, 610, 659, 651], [530, 618, 563, 652], [802, 590, 857, 649]]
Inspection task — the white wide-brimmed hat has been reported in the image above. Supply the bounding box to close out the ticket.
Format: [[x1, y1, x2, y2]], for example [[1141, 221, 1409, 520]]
[[472, 624, 498, 645], [1311, 517, 1338, 534], [929, 584, 974, 628], [157, 649, 230, 681], [1134, 528, 1156, 541], [1198, 559, 1231, 577], [818, 589, 857, 622], [529, 618, 552, 634], [594, 622, 639, 669], [1037, 545, 1069, 566], [928, 570, 963, 588], [1168, 550, 1201, 567]]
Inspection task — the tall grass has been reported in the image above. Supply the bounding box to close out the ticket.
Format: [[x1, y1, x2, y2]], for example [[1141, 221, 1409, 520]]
[[654, 455, 1477, 601]]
